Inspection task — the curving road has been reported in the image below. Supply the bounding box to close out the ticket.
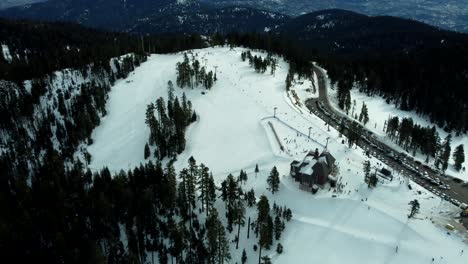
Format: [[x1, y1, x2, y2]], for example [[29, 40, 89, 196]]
[[305, 66, 468, 221]]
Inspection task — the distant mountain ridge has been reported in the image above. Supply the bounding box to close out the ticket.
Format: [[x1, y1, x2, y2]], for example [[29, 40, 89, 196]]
[[0, 0, 45, 10], [1, 1, 468, 56], [203, 0, 468, 33], [0, 0, 202, 31], [275, 9, 468, 54], [0, 0, 289, 33]]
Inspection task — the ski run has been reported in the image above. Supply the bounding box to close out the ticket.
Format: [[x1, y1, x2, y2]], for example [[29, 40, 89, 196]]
[[84, 47, 468, 264]]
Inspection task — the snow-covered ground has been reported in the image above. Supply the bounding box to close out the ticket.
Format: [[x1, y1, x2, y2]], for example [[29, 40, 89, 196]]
[[87, 47, 468, 263], [324, 70, 467, 181]]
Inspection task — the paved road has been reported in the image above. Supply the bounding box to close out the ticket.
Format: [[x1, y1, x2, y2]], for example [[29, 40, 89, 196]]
[[306, 66, 468, 212]]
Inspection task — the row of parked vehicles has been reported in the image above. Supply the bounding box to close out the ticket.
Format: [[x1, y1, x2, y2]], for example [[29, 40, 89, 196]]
[[383, 151, 468, 208], [396, 154, 449, 188], [315, 101, 335, 120]]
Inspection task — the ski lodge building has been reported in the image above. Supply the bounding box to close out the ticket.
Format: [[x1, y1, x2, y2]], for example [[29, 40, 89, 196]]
[[290, 149, 336, 192]]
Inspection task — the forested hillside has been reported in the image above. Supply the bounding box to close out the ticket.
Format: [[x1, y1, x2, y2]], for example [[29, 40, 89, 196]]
[[0, 19, 206, 82], [322, 45, 468, 134], [129, 6, 288, 34], [0, 19, 207, 180], [0, 22, 297, 262]]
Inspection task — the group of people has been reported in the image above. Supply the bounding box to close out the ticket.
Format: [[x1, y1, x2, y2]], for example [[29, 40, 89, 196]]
[[395, 245, 465, 262]]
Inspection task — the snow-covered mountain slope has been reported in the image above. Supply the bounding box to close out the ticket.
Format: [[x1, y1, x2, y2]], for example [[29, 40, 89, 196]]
[[0, 54, 145, 173], [86, 47, 468, 263]]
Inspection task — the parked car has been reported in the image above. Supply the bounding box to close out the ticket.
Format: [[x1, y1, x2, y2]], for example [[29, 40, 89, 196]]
[[452, 178, 463, 183]]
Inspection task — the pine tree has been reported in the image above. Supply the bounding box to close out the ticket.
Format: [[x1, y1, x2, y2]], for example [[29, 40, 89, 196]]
[[205, 173, 217, 215], [440, 134, 452, 172], [264, 215, 274, 249], [338, 120, 345, 137], [167, 79, 175, 102], [238, 169, 245, 184], [344, 90, 352, 115], [164, 163, 177, 213], [270, 58, 277, 76], [337, 80, 347, 110], [274, 215, 283, 240], [225, 173, 240, 231], [359, 102, 369, 125], [453, 144, 465, 171], [144, 143, 150, 159], [187, 156, 198, 198], [246, 188, 256, 207], [261, 255, 272, 264], [363, 160, 371, 186], [198, 163, 209, 212], [408, 199, 420, 218], [257, 195, 273, 263], [362, 103, 369, 125], [159, 247, 168, 264], [177, 171, 189, 220], [206, 208, 220, 263], [182, 167, 196, 227], [145, 103, 157, 145], [255, 164, 259, 177], [241, 249, 248, 264], [363, 161, 377, 188], [276, 243, 283, 254], [284, 208, 292, 221], [233, 199, 246, 249], [351, 99, 356, 117], [347, 121, 362, 148], [285, 72, 293, 90], [82, 149, 91, 167], [267, 166, 280, 194], [206, 208, 231, 264], [359, 102, 365, 122], [169, 221, 186, 263]]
